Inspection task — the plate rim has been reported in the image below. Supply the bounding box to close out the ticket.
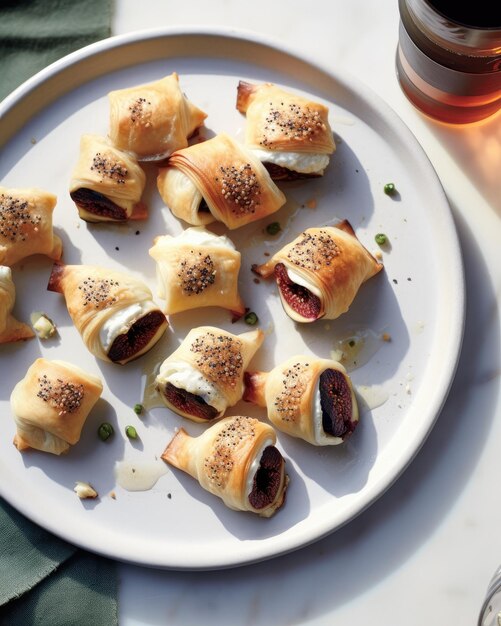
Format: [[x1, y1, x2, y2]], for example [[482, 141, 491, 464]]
[[0, 26, 466, 570]]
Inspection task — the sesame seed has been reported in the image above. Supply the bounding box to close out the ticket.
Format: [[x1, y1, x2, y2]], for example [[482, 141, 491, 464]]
[[190, 332, 243, 388], [0, 193, 42, 243], [177, 253, 216, 295], [37, 374, 84, 415], [287, 230, 339, 272], [90, 152, 128, 184]]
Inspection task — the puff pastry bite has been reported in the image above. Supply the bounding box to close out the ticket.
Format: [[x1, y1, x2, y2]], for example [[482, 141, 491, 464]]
[[253, 220, 383, 323], [236, 81, 336, 180], [69, 134, 147, 223], [0, 266, 34, 343], [155, 325, 264, 422], [244, 355, 358, 446], [0, 187, 62, 266], [47, 262, 168, 364], [149, 226, 245, 318], [162, 415, 288, 517], [10, 358, 103, 455], [157, 133, 286, 230], [108, 72, 207, 161]]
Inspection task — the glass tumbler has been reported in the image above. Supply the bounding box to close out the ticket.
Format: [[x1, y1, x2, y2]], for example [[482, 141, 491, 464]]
[[478, 565, 501, 626], [396, 0, 501, 123]]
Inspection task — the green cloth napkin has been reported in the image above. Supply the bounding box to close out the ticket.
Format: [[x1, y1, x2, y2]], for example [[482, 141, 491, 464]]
[[0, 0, 113, 101], [0, 1, 118, 623], [0, 498, 118, 626]]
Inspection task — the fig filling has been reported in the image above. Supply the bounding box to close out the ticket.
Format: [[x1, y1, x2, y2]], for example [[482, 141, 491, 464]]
[[319, 368, 356, 439], [161, 383, 219, 421], [70, 188, 127, 221], [248, 445, 284, 510], [263, 162, 321, 181], [198, 198, 211, 213], [107, 310, 165, 363], [274, 263, 322, 320]]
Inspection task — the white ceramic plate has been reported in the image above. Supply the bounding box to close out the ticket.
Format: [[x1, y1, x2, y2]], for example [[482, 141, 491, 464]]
[[0, 29, 464, 570]]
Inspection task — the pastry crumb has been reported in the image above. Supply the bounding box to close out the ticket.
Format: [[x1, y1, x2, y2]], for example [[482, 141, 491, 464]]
[[74, 481, 98, 499], [306, 197, 317, 209]]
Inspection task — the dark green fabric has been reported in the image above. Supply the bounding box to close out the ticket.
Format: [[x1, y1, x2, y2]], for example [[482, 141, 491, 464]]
[[0, 3, 118, 623], [0, 0, 113, 101], [0, 498, 118, 625]]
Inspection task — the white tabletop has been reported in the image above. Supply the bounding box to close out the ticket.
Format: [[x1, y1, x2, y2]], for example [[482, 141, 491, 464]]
[[113, 2, 501, 624]]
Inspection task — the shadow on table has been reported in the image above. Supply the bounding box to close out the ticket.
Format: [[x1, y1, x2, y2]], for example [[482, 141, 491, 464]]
[[427, 111, 501, 216]]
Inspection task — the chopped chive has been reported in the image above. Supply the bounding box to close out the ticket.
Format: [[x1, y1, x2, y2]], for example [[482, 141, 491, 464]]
[[375, 233, 388, 245], [125, 425, 138, 440], [384, 182, 396, 195], [133, 403, 143, 415], [266, 222, 281, 235], [244, 311, 259, 325], [98, 422, 114, 441]]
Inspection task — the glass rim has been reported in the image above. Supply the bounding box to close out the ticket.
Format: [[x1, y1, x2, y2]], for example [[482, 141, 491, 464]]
[[405, 0, 501, 54]]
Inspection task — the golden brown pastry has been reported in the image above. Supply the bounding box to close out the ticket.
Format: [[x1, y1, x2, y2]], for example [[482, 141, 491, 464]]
[[157, 133, 286, 230], [0, 187, 62, 266], [244, 355, 359, 445], [10, 358, 103, 455], [47, 262, 168, 364], [149, 226, 245, 318], [252, 220, 383, 322], [162, 415, 288, 517], [0, 266, 34, 343], [155, 325, 264, 422], [69, 134, 147, 223], [236, 81, 336, 180], [108, 72, 207, 161]]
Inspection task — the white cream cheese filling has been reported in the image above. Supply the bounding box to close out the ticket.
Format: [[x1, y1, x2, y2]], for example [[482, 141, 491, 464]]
[[156, 360, 226, 415], [251, 148, 330, 174], [286, 268, 322, 298], [176, 226, 235, 249], [245, 438, 275, 498], [100, 302, 151, 352]]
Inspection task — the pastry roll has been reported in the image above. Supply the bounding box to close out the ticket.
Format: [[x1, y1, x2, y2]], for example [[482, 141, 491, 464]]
[[244, 355, 359, 446], [10, 358, 103, 455], [69, 134, 147, 223], [47, 262, 168, 364], [155, 325, 264, 422], [0, 266, 34, 343], [0, 187, 62, 266], [236, 81, 336, 180], [108, 72, 207, 161], [162, 415, 288, 517], [253, 220, 383, 322], [149, 226, 245, 318], [157, 133, 286, 230]]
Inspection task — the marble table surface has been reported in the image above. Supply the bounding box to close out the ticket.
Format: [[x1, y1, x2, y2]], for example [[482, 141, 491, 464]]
[[111, 1, 501, 624]]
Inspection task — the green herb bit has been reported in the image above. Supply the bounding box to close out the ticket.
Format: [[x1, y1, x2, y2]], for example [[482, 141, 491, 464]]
[[384, 182, 396, 195], [266, 222, 281, 236], [125, 425, 138, 440], [375, 233, 388, 245], [133, 403, 143, 415], [244, 311, 259, 325], [98, 422, 114, 442]]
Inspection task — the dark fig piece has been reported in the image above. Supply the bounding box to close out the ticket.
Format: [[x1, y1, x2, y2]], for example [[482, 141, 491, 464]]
[[274, 262, 322, 320], [70, 188, 127, 221], [107, 310, 166, 364], [319, 368, 356, 439], [161, 383, 219, 420], [248, 445, 286, 510]]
